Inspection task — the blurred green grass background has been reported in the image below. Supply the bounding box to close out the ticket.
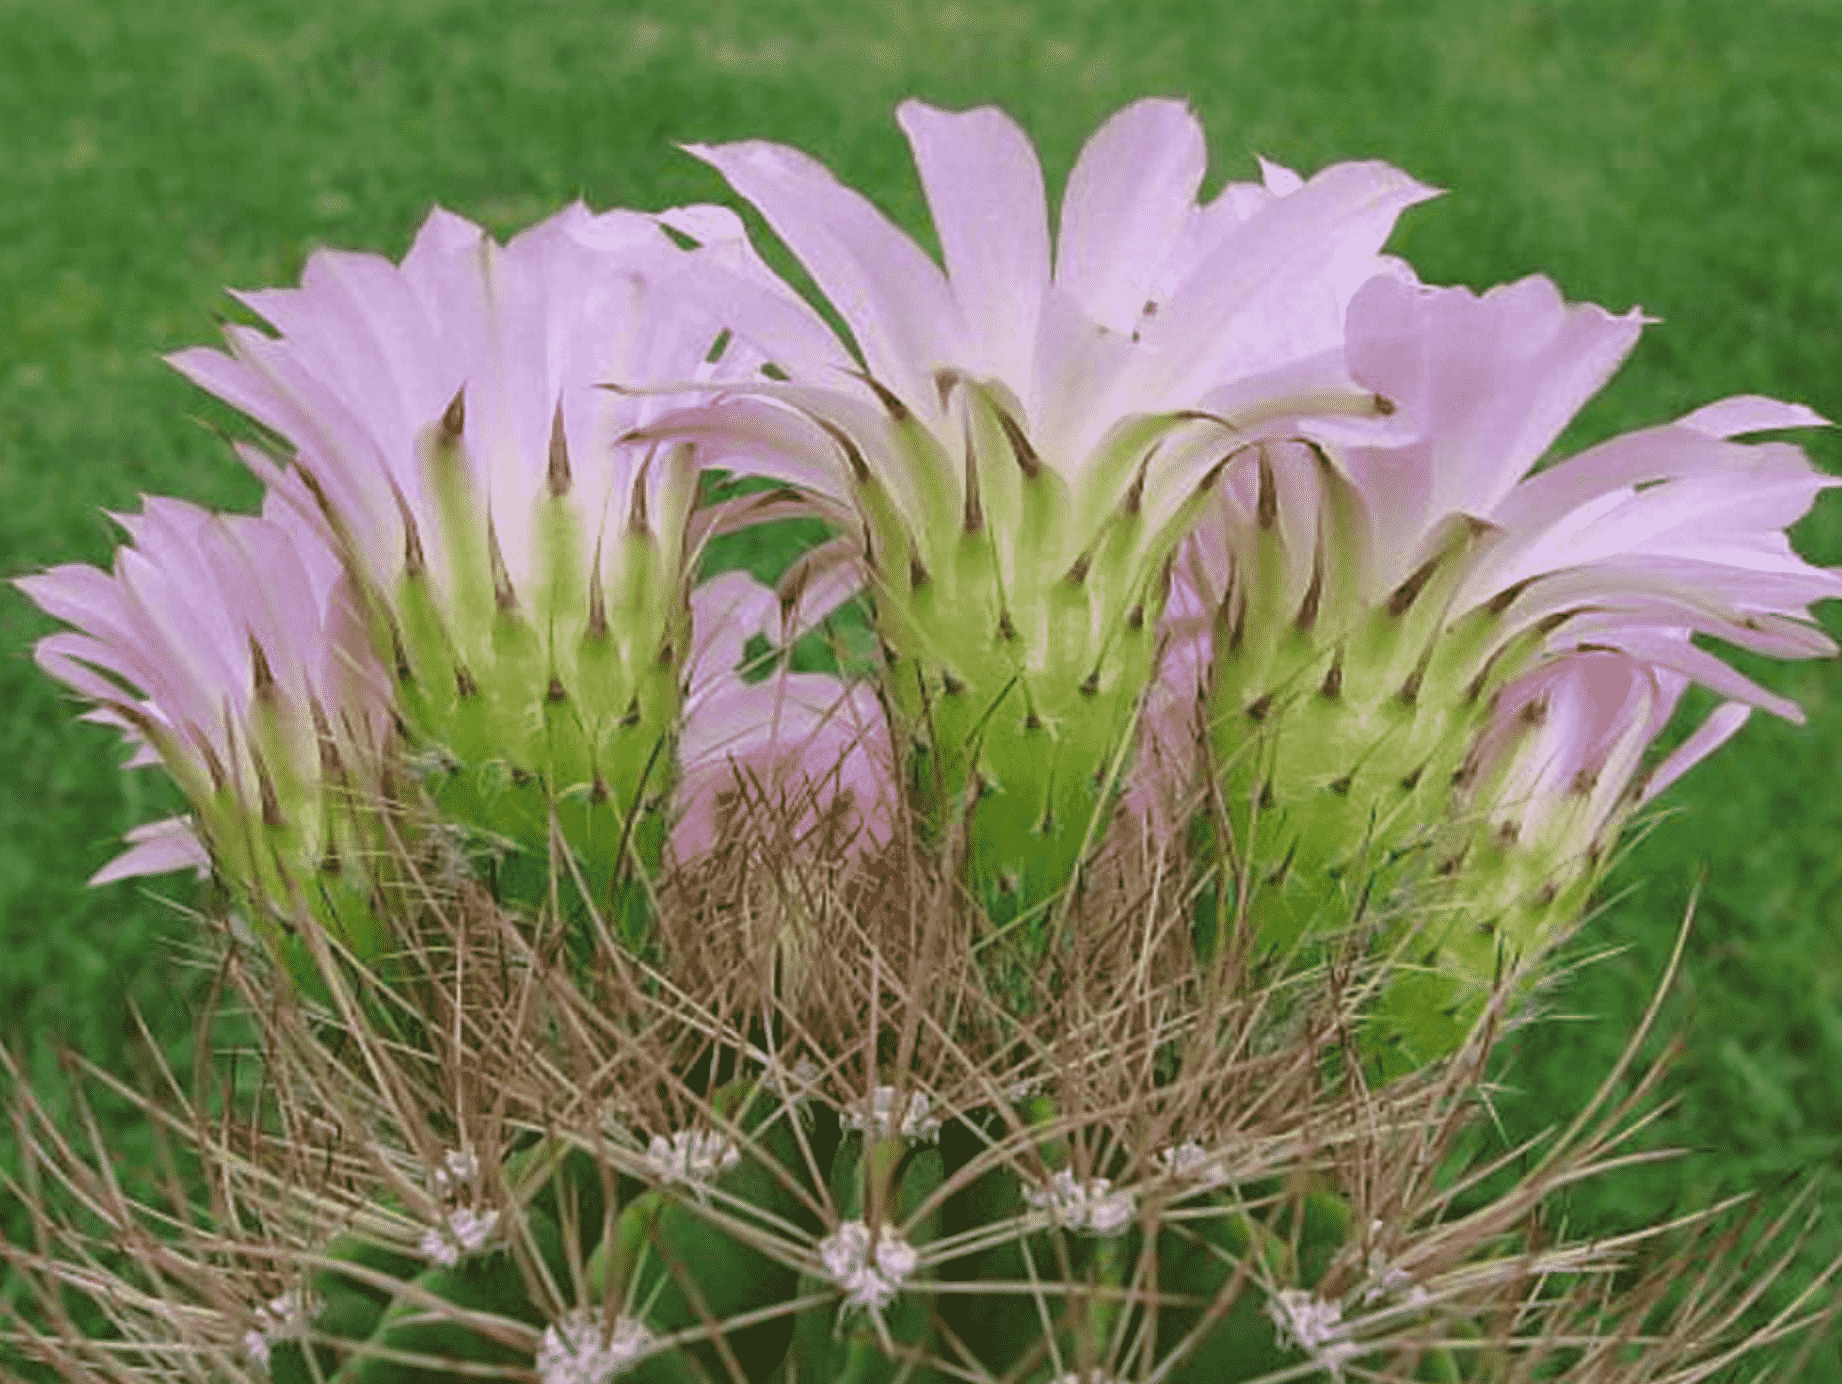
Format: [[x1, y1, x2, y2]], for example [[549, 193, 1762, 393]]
[[1, 0, 1838, 1373]]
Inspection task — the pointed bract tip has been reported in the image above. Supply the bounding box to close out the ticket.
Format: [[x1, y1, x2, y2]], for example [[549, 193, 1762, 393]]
[[486, 513, 516, 612], [547, 402, 572, 498], [628, 451, 653, 535], [993, 406, 1042, 480], [818, 419, 874, 485], [439, 387, 466, 447], [248, 636, 277, 700], [855, 371, 912, 422]]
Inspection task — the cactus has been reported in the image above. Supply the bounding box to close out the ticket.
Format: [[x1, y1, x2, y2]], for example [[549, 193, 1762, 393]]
[[9, 809, 1833, 1384], [12, 93, 1842, 1384]]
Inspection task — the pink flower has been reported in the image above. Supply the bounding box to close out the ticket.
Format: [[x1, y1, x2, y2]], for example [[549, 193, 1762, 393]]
[[168, 203, 751, 625], [1154, 265, 1841, 1061], [16, 492, 390, 916], [673, 571, 895, 863], [1343, 274, 1841, 706], [636, 99, 1434, 913], [1374, 643, 1754, 1065], [164, 203, 793, 900], [1157, 274, 1839, 819]]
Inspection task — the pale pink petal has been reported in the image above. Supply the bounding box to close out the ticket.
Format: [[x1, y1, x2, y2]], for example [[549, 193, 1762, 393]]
[[1025, 286, 1139, 464], [1572, 626, 1805, 723], [1482, 426, 1833, 551], [1640, 701, 1752, 805], [1344, 274, 1644, 560], [686, 570, 780, 695], [676, 571, 895, 862], [15, 565, 135, 643], [626, 396, 851, 501], [653, 217, 858, 383], [897, 99, 1051, 388], [1055, 99, 1207, 336], [89, 817, 209, 886], [686, 137, 965, 409], [1678, 394, 1829, 438], [33, 632, 148, 710], [1141, 160, 1439, 403]]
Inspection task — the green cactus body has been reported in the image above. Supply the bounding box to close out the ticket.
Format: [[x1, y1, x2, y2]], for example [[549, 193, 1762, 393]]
[[335, 1205, 564, 1384], [265, 1232, 422, 1384], [377, 412, 687, 940], [283, 1107, 1478, 1383], [790, 1133, 947, 1383], [584, 1084, 810, 1381], [936, 1100, 1072, 1374], [510, 1140, 612, 1258], [1151, 1188, 1295, 1383]]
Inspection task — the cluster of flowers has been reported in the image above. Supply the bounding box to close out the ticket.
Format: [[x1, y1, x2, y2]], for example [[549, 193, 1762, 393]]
[[20, 99, 1840, 1061]]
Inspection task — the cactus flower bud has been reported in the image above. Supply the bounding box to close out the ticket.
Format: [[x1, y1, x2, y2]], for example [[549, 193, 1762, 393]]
[[17, 490, 394, 960]]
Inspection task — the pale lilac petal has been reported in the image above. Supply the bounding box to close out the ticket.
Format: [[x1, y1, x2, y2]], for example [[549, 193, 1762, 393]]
[[21, 493, 390, 889], [33, 632, 148, 710], [654, 247, 858, 386], [1482, 427, 1833, 548], [686, 137, 965, 409], [89, 817, 209, 886], [1257, 157, 1304, 195], [241, 246, 450, 457], [1678, 394, 1829, 438], [1573, 626, 1805, 723], [1640, 701, 1753, 805], [1026, 286, 1139, 464], [1141, 160, 1440, 403], [677, 570, 895, 861], [1344, 274, 1644, 556], [1125, 626, 1210, 837], [628, 397, 852, 501], [16, 565, 135, 643], [686, 570, 780, 696], [897, 99, 1050, 388], [1055, 99, 1207, 335], [674, 670, 894, 860]]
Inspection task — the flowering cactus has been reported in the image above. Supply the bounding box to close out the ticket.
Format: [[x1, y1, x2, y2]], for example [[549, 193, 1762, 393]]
[[1165, 271, 1842, 1065], [635, 98, 1431, 926], [15, 489, 395, 960], [167, 202, 787, 936], [12, 94, 1842, 1384]]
